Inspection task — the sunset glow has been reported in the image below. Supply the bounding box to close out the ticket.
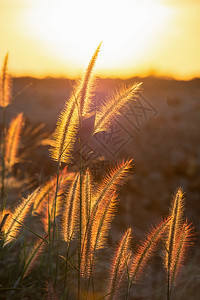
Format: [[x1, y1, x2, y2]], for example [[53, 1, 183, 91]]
[[0, 0, 200, 79]]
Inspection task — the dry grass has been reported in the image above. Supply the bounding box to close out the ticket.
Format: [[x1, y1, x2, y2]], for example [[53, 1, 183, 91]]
[[0, 48, 196, 300]]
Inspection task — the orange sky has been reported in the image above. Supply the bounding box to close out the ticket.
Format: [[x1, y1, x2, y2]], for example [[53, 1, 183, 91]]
[[0, 0, 200, 79]]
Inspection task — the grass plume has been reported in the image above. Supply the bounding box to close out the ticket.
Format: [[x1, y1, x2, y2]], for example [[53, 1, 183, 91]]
[[165, 188, 184, 299], [23, 235, 48, 279], [61, 173, 80, 242], [81, 192, 118, 278], [77, 42, 101, 117], [93, 83, 142, 134], [5, 113, 24, 170], [50, 44, 101, 164], [81, 168, 93, 240], [1, 53, 12, 203], [46, 280, 59, 300], [170, 221, 194, 290], [0, 208, 11, 234], [80, 160, 132, 277], [93, 159, 133, 211], [0, 53, 12, 108], [32, 167, 71, 216], [92, 192, 118, 251], [49, 93, 79, 164], [3, 188, 39, 246], [106, 228, 132, 300], [130, 218, 170, 283]]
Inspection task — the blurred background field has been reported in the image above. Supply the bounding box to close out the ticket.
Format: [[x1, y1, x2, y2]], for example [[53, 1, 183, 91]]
[[1, 75, 200, 299]]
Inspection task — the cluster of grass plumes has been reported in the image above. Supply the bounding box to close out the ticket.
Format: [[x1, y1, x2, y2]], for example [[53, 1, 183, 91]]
[[0, 48, 196, 300]]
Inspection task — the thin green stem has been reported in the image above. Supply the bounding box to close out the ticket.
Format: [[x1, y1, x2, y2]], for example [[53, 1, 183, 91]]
[[77, 88, 83, 299], [126, 282, 131, 300], [78, 142, 83, 300], [23, 228, 26, 268], [167, 246, 171, 300], [125, 256, 131, 300], [1, 106, 6, 208], [91, 274, 95, 300], [54, 223, 59, 287], [50, 159, 60, 284], [167, 268, 170, 300], [63, 242, 70, 300], [13, 219, 48, 243], [48, 194, 52, 280], [52, 159, 60, 246], [86, 273, 91, 300]]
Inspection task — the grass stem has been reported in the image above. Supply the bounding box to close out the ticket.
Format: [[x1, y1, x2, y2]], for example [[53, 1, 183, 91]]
[[1, 106, 6, 208]]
